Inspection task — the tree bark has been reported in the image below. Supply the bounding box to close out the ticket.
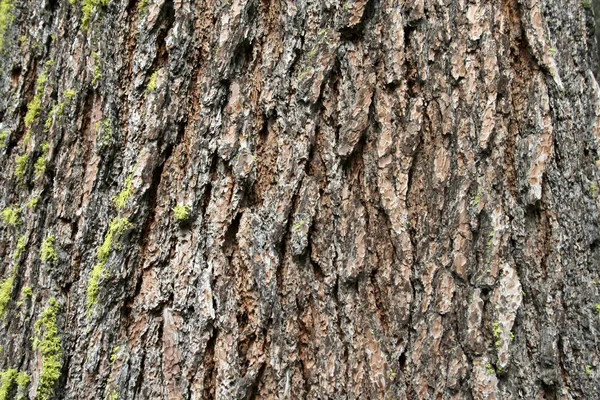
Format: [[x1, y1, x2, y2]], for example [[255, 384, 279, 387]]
[[1, 0, 600, 399]]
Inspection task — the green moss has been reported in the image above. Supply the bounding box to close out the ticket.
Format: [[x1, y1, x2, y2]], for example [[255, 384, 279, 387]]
[[585, 364, 592, 376], [105, 390, 118, 400], [0, 206, 20, 226], [0, 0, 13, 52], [15, 372, 29, 400], [22, 131, 31, 147], [173, 205, 190, 221], [583, 0, 591, 9], [112, 173, 133, 210], [34, 156, 46, 177], [24, 95, 41, 128], [0, 370, 30, 400], [44, 104, 64, 132], [98, 217, 132, 263], [64, 89, 76, 103], [487, 231, 494, 250], [15, 154, 28, 180], [492, 321, 501, 348], [472, 189, 484, 207], [92, 51, 102, 84], [34, 142, 50, 177], [21, 286, 32, 298], [98, 119, 112, 147], [40, 235, 58, 264], [19, 286, 33, 307], [110, 345, 119, 364], [15, 372, 29, 389], [138, 0, 149, 13], [33, 298, 62, 400], [293, 220, 306, 232], [44, 113, 53, 132], [0, 130, 7, 148], [26, 196, 39, 209], [36, 72, 47, 92], [0, 277, 14, 319], [298, 65, 311, 81], [17, 286, 33, 307], [594, 304, 600, 314], [86, 218, 132, 313], [0, 369, 17, 400], [146, 71, 158, 92], [387, 368, 396, 380], [56, 102, 65, 116], [86, 262, 103, 313], [485, 362, 495, 375], [13, 235, 26, 260], [81, 0, 110, 30]]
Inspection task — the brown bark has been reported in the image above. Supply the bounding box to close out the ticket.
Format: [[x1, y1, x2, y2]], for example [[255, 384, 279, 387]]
[[1, 0, 600, 399]]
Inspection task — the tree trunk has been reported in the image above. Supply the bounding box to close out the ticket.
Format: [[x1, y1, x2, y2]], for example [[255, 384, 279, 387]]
[[0, 0, 600, 398]]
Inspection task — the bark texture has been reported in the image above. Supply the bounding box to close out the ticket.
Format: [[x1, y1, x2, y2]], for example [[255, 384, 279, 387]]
[[1, 0, 600, 398]]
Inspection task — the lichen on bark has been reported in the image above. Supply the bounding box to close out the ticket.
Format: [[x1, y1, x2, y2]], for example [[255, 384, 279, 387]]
[[32, 299, 62, 400]]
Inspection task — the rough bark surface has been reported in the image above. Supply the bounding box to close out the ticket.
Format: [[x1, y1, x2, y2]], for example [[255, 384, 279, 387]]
[[1, 0, 600, 399]]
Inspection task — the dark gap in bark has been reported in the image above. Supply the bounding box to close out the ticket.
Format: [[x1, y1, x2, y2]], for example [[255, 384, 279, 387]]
[[11, 58, 39, 152], [540, 383, 557, 400], [245, 178, 260, 210], [275, 189, 296, 287], [155, 0, 175, 65], [245, 362, 265, 400], [237, 315, 252, 376], [186, 42, 205, 126], [556, 335, 569, 391], [133, 351, 147, 398], [69, 99, 101, 288], [253, 115, 277, 207], [471, 208, 492, 288], [79, 89, 96, 154], [47, 0, 59, 16], [309, 254, 324, 282], [200, 157, 217, 217], [591, 0, 600, 78], [203, 327, 218, 399], [232, 39, 255, 78], [9, 65, 21, 89], [403, 24, 415, 51], [125, 0, 137, 14], [121, 137, 173, 322], [56, 350, 72, 399], [369, 267, 389, 333], [338, 0, 378, 41], [340, 129, 367, 177], [120, 0, 139, 126], [224, 211, 242, 256]]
